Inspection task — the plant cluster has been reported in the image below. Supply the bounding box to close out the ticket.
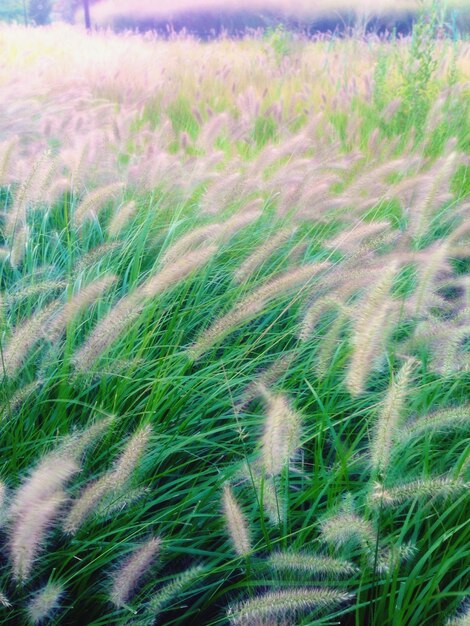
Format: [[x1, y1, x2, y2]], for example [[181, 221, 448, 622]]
[[0, 21, 468, 625]]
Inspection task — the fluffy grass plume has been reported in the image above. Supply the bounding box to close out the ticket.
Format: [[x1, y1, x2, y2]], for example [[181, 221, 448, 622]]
[[372, 542, 417, 575], [110, 424, 152, 486], [161, 224, 223, 264], [370, 358, 416, 476], [446, 605, 470, 626], [62, 474, 112, 535], [73, 246, 215, 372], [345, 261, 398, 395], [222, 483, 251, 557], [110, 536, 161, 607], [267, 551, 357, 577], [108, 200, 138, 237], [64, 425, 151, 533], [1, 301, 60, 379], [65, 415, 116, 460], [233, 227, 295, 284], [0, 380, 42, 419], [370, 477, 469, 508], [260, 388, 302, 476], [71, 291, 144, 375], [398, 406, 470, 441], [8, 452, 78, 580], [4, 152, 53, 238], [139, 245, 217, 299], [0, 591, 11, 608], [74, 182, 124, 226], [146, 565, 205, 620], [47, 274, 117, 341], [320, 512, 376, 549], [10, 491, 67, 581], [27, 581, 64, 624], [227, 588, 352, 625], [188, 262, 329, 359], [298, 295, 345, 342]]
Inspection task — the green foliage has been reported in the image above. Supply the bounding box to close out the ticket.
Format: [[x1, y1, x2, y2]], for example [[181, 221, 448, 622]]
[[0, 0, 24, 23], [398, 0, 441, 134], [373, 51, 390, 112], [167, 96, 199, 140], [253, 115, 277, 147], [265, 24, 293, 62]]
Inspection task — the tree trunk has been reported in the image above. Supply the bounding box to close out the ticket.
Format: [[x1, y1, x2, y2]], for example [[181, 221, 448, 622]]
[[83, 0, 91, 30]]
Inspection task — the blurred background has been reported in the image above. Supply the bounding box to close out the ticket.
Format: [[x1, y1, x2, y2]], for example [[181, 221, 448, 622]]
[[1, 0, 470, 36]]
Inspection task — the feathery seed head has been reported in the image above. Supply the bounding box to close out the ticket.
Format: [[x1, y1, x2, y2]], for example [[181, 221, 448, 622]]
[[147, 565, 205, 618], [216, 209, 262, 243], [446, 604, 470, 626], [9, 455, 78, 522], [2, 301, 61, 379], [112, 424, 152, 487], [11, 491, 67, 581], [268, 551, 358, 578], [372, 542, 417, 574], [346, 261, 399, 395], [63, 474, 112, 535], [233, 226, 295, 284], [320, 512, 375, 550], [398, 406, 470, 441], [61, 415, 115, 460], [188, 262, 329, 359], [72, 291, 144, 374], [235, 352, 297, 414], [370, 357, 416, 476], [47, 275, 117, 342], [370, 477, 469, 508], [27, 582, 64, 624], [240, 466, 286, 526], [96, 486, 148, 519], [64, 424, 151, 533], [74, 242, 121, 273], [162, 225, 222, 264], [222, 483, 251, 557], [139, 245, 216, 299], [227, 588, 353, 626], [299, 295, 345, 342], [0, 380, 42, 420], [324, 221, 391, 254], [110, 537, 161, 608], [0, 591, 11, 608], [74, 182, 124, 226], [108, 200, 137, 237], [8, 449, 78, 579], [260, 389, 302, 476]]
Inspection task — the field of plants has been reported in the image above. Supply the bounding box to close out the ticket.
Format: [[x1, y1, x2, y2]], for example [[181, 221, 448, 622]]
[[0, 17, 469, 626]]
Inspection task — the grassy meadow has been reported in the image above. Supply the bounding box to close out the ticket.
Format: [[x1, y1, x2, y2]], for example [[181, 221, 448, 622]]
[[0, 18, 469, 626]]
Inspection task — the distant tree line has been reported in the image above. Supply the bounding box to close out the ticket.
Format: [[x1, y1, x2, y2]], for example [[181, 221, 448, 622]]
[[0, 0, 96, 25], [108, 9, 419, 38], [0, 0, 24, 23], [0, 0, 468, 37], [90, 6, 470, 39]]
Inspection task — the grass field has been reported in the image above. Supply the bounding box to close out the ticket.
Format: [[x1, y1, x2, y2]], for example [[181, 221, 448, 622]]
[[0, 18, 469, 626]]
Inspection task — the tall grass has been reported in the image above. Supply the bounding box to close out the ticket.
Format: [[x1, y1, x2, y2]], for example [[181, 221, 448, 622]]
[[0, 17, 468, 625]]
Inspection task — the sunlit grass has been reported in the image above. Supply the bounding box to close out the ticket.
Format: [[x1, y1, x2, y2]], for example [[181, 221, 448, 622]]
[[0, 20, 468, 626]]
